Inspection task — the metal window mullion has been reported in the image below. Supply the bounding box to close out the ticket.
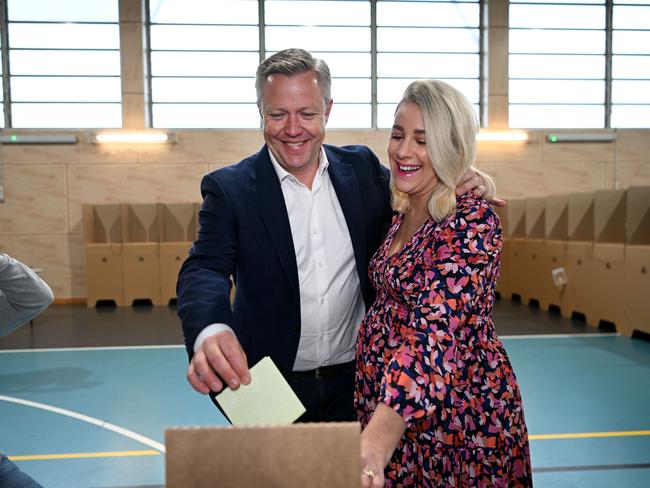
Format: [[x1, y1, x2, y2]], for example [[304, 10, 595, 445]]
[[371, 0, 377, 129], [479, 0, 485, 127], [144, 0, 154, 128], [1, 0, 12, 127], [605, 0, 613, 128], [258, 0, 265, 65]]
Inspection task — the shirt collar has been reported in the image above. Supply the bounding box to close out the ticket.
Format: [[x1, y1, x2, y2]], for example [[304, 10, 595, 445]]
[[268, 146, 329, 185]]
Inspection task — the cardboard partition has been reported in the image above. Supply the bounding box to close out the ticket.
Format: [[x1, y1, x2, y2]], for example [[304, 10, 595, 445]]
[[561, 241, 594, 320], [506, 237, 527, 299], [166, 423, 360, 488], [621, 246, 650, 337], [159, 203, 198, 243], [568, 192, 594, 241], [82, 203, 123, 244], [85, 244, 125, 307], [587, 243, 626, 328], [545, 195, 569, 241], [520, 238, 545, 306], [525, 197, 545, 239], [594, 189, 626, 243], [123, 203, 160, 243], [160, 242, 192, 304], [123, 243, 163, 306], [496, 237, 512, 299], [506, 199, 526, 238], [494, 206, 508, 237], [626, 186, 650, 245], [537, 240, 568, 311]]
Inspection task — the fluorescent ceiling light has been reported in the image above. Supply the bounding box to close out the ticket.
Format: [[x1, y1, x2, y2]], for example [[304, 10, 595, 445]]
[[546, 132, 616, 143], [476, 130, 529, 142], [92, 132, 176, 144], [0, 134, 78, 144]]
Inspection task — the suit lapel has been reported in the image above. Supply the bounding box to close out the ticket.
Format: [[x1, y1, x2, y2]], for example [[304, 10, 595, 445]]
[[326, 147, 368, 284], [252, 147, 300, 295]]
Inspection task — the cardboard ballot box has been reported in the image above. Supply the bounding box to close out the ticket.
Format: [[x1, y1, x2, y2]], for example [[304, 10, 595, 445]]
[[122, 203, 163, 306], [166, 423, 360, 488], [83, 203, 126, 307], [158, 203, 197, 304]]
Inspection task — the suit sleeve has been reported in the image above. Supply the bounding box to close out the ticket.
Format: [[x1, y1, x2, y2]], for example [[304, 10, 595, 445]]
[[176, 173, 238, 359], [0, 253, 54, 337], [377, 201, 502, 425]]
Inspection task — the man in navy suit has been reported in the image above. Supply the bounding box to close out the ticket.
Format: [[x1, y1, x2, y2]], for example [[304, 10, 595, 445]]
[[177, 48, 490, 422]]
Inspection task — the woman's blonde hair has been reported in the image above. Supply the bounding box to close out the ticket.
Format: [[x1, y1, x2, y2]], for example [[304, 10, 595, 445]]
[[390, 80, 495, 221]]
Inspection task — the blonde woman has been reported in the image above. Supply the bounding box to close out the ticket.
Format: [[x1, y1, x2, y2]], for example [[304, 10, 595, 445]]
[[355, 80, 532, 487]]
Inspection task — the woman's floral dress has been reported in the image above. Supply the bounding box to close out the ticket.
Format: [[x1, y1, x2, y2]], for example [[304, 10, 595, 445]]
[[355, 193, 532, 487]]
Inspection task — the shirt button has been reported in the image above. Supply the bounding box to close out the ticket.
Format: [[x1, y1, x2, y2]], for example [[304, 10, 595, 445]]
[[320, 297, 326, 304], [312, 229, 318, 235], [318, 262, 323, 268]]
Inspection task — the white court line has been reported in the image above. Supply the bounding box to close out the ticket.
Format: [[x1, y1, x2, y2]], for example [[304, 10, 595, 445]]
[[500, 333, 620, 340], [0, 395, 166, 453], [0, 344, 184, 353]]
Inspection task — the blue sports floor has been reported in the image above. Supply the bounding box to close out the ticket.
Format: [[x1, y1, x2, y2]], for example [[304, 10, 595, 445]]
[[1, 334, 649, 487]]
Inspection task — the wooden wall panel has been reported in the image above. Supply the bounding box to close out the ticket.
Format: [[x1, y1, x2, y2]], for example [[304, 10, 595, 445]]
[[479, 161, 608, 200], [0, 164, 68, 234], [0, 234, 83, 298], [67, 164, 208, 234], [139, 131, 265, 165]]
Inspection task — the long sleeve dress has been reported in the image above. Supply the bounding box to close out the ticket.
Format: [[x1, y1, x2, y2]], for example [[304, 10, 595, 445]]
[[355, 193, 532, 487]]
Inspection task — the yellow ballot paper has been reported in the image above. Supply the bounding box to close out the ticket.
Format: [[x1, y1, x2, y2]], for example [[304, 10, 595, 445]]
[[216, 356, 306, 426]]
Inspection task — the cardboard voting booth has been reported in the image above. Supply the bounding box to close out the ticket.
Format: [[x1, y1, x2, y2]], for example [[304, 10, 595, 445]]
[[83, 204, 126, 307], [159, 203, 196, 304], [165, 423, 360, 488], [123, 203, 164, 306], [562, 192, 596, 320], [521, 197, 546, 306], [503, 199, 527, 301], [621, 187, 650, 336], [82, 201, 200, 307], [541, 195, 569, 311], [587, 189, 627, 328]]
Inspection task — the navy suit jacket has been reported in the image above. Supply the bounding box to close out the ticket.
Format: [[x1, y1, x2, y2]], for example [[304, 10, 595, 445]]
[[177, 144, 392, 375]]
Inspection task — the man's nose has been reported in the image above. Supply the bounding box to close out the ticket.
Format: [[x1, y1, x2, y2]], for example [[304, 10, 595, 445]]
[[284, 114, 303, 135]]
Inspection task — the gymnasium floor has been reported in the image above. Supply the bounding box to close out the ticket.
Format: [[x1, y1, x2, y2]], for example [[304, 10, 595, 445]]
[[1, 300, 648, 488]]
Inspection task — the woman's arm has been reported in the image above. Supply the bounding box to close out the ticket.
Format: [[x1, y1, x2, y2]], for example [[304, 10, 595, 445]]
[[360, 403, 406, 487]]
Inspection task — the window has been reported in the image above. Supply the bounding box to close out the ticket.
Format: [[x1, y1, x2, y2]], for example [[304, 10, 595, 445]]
[[6, 0, 121, 128], [148, 0, 260, 128], [509, 0, 607, 128], [612, 0, 650, 128], [376, 0, 481, 128], [265, 0, 372, 129], [148, 0, 482, 129]]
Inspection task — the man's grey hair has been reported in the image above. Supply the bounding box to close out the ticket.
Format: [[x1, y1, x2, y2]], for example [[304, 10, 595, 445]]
[[255, 48, 332, 108]]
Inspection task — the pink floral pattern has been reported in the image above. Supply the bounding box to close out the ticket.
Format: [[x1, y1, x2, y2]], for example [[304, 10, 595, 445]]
[[355, 194, 532, 487]]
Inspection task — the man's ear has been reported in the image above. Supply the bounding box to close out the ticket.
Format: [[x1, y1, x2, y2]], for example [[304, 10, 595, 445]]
[[324, 99, 333, 123]]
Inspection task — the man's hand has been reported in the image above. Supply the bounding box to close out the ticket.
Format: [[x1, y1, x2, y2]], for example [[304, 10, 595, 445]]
[[456, 168, 507, 207], [187, 330, 251, 394]]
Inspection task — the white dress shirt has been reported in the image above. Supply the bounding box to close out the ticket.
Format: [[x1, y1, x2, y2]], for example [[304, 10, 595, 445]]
[[194, 148, 365, 371]]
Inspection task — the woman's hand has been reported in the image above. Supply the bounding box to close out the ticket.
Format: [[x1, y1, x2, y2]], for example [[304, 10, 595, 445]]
[[360, 403, 407, 487]]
